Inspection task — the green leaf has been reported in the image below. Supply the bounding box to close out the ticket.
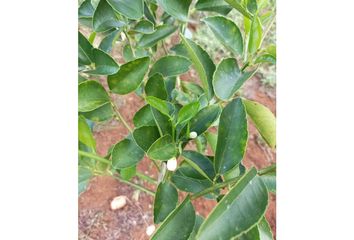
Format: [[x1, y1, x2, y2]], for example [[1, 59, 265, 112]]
[[181, 82, 205, 97], [259, 165, 276, 193], [255, 54, 276, 64], [224, 163, 246, 181], [243, 99, 276, 148], [83, 48, 120, 75], [188, 215, 204, 240], [93, 0, 125, 32], [108, 57, 150, 94], [151, 107, 173, 135], [224, 0, 253, 19], [146, 96, 174, 118], [133, 126, 160, 152], [81, 102, 114, 122], [149, 55, 191, 78], [106, 0, 144, 19], [122, 44, 149, 62], [180, 35, 215, 100], [78, 115, 96, 149], [213, 58, 256, 101], [79, 167, 92, 195], [99, 29, 120, 53], [238, 217, 273, 240], [154, 181, 178, 224], [246, 0, 258, 14], [190, 104, 221, 135], [133, 105, 156, 128], [145, 73, 168, 100], [79, 31, 94, 65], [171, 163, 213, 193], [138, 25, 177, 48], [182, 151, 215, 181], [204, 131, 217, 153], [79, 0, 95, 18], [147, 135, 177, 160], [120, 165, 137, 180], [78, 80, 110, 112], [177, 102, 200, 124], [112, 138, 145, 169], [195, 0, 232, 15], [215, 98, 248, 174], [157, 0, 192, 22], [151, 197, 196, 240], [196, 168, 268, 240], [203, 16, 243, 56], [248, 16, 263, 55], [133, 19, 155, 34]]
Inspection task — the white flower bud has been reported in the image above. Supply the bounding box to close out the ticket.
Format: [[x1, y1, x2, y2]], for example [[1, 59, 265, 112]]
[[110, 196, 127, 210], [166, 157, 177, 171], [146, 225, 156, 236], [189, 131, 198, 139]]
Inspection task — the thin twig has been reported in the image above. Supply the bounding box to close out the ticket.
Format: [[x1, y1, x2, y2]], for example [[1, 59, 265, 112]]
[[112, 175, 155, 196]]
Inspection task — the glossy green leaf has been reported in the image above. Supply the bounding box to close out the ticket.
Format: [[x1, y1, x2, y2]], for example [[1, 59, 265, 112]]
[[99, 29, 119, 53], [138, 25, 177, 48], [151, 197, 196, 240], [213, 58, 256, 101], [215, 98, 248, 174], [157, 0, 192, 22], [238, 217, 273, 240], [246, 0, 258, 14], [204, 131, 217, 153], [177, 102, 200, 124], [189, 104, 221, 135], [154, 181, 178, 224], [78, 31, 94, 65], [182, 151, 215, 181], [172, 89, 194, 105], [112, 138, 145, 169], [146, 96, 174, 118], [181, 82, 205, 97], [259, 165, 276, 193], [79, 0, 95, 18], [78, 115, 96, 149], [196, 168, 268, 240], [106, 0, 144, 19], [93, 0, 125, 32], [133, 105, 156, 127], [133, 126, 160, 152], [203, 16, 243, 56], [171, 163, 213, 193], [195, 134, 207, 154], [224, 163, 246, 181], [133, 19, 154, 34], [149, 55, 191, 77], [81, 103, 114, 122], [120, 165, 136, 180], [78, 80, 110, 112], [79, 167, 92, 195], [248, 16, 263, 55], [145, 73, 168, 100], [144, 2, 157, 24], [151, 107, 172, 135], [195, 0, 232, 15], [243, 99, 276, 148], [108, 57, 150, 94], [180, 35, 215, 99], [224, 0, 253, 19], [188, 215, 204, 240], [84, 48, 120, 75], [147, 135, 177, 160]]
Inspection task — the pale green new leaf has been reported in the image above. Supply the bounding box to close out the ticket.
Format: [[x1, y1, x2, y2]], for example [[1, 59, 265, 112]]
[[146, 96, 175, 118], [78, 115, 96, 149], [243, 99, 276, 148], [248, 16, 263, 55], [177, 101, 200, 124]]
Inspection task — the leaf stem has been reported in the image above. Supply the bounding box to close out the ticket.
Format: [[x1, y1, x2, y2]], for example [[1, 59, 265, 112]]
[[124, 31, 136, 58], [78, 150, 111, 164], [191, 175, 242, 200], [136, 172, 158, 184], [112, 175, 155, 196], [109, 95, 133, 133]]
